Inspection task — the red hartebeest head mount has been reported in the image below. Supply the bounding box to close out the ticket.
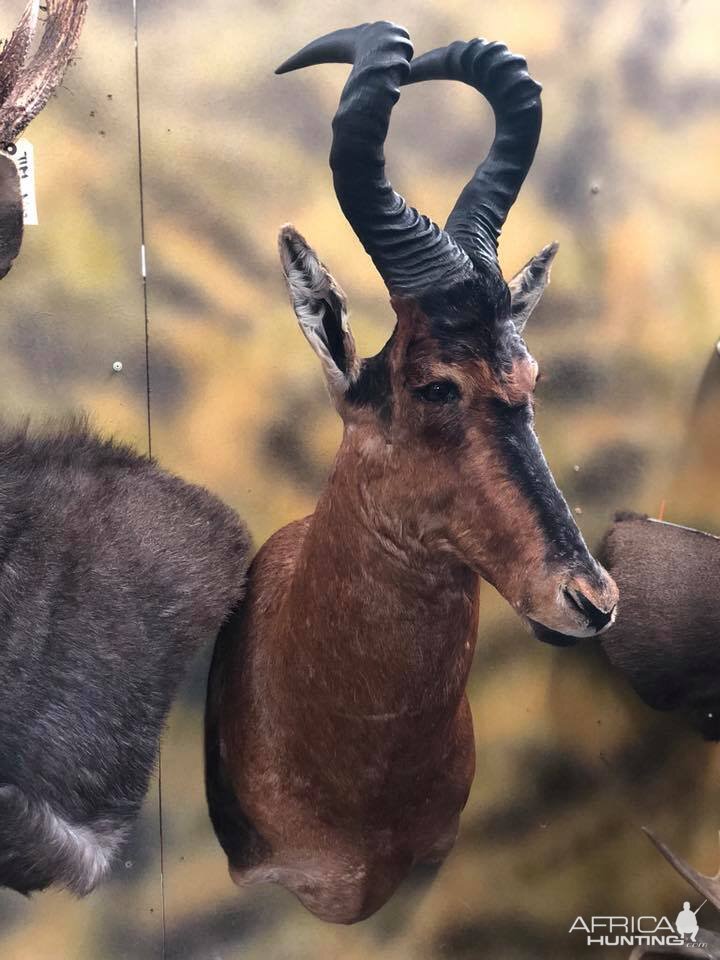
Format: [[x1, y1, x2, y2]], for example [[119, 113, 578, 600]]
[[276, 23, 618, 643], [0, 0, 88, 277], [206, 22, 620, 925]]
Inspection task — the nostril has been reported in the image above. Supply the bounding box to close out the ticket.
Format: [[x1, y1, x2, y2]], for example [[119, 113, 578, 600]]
[[563, 587, 615, 632]]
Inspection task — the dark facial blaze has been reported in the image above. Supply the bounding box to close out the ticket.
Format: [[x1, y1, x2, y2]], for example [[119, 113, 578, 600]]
[[488, 393, 591, 568], [279, 223, 617, 641], [347, 273, 586, 563], [347, 274, 513, 415], [343, 273, 616, 641]]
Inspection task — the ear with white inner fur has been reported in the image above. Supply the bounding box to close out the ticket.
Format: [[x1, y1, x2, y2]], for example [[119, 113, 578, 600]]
[[279, 225, 358, 401], [508, 242, 559, 333]]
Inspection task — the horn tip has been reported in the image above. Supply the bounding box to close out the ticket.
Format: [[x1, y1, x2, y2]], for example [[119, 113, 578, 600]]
[[275, 24, 373, 75]]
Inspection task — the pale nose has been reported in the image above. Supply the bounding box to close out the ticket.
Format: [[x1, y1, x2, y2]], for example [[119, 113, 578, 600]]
[[563, 586, 616, 633]]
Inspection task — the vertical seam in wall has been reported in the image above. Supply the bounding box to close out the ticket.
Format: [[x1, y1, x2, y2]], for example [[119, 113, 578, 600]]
[[133, 0, 153, 460], [133, 2, 165, 958]]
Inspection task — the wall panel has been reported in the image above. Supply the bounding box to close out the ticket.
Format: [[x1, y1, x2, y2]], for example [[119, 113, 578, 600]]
[[1, 0, 719, 957]]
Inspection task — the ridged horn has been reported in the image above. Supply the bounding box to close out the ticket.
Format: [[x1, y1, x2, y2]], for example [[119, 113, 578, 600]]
[[406, 39, 542, 269], [276, 22, 474, 296]]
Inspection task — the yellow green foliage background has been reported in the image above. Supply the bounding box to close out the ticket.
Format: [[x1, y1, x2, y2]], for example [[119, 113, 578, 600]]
[[0, 0, 719, 957]]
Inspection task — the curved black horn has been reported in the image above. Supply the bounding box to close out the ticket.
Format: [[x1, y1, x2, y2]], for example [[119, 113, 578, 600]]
[[406, 40, 542, 269], [276, 22, 474, 296]]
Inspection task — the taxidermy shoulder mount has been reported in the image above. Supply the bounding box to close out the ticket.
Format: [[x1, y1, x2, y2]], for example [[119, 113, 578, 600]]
[[206, 21, 617, 928]]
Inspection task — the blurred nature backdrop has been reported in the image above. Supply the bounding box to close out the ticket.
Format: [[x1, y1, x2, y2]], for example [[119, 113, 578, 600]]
[[0, 0, 719, 958]]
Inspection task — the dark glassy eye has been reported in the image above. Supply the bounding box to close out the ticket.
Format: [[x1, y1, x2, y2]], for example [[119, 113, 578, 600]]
[[415, 380, 461, 403]]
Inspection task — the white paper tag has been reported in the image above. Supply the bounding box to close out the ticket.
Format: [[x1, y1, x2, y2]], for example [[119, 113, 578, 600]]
[[11, 139, 38, 226]]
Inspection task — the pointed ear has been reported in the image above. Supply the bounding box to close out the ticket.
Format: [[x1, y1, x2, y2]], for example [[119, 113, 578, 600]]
[[279, 225, 358, 401], [508, 242, 559, 333]]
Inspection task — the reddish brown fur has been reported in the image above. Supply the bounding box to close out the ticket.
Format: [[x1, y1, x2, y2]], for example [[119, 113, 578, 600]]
[[208, 281, 617, 922], [218, 473, 478, 922]]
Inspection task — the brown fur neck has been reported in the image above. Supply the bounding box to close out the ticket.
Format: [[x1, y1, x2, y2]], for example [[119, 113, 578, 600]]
[[280, 426, 481, 722]]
